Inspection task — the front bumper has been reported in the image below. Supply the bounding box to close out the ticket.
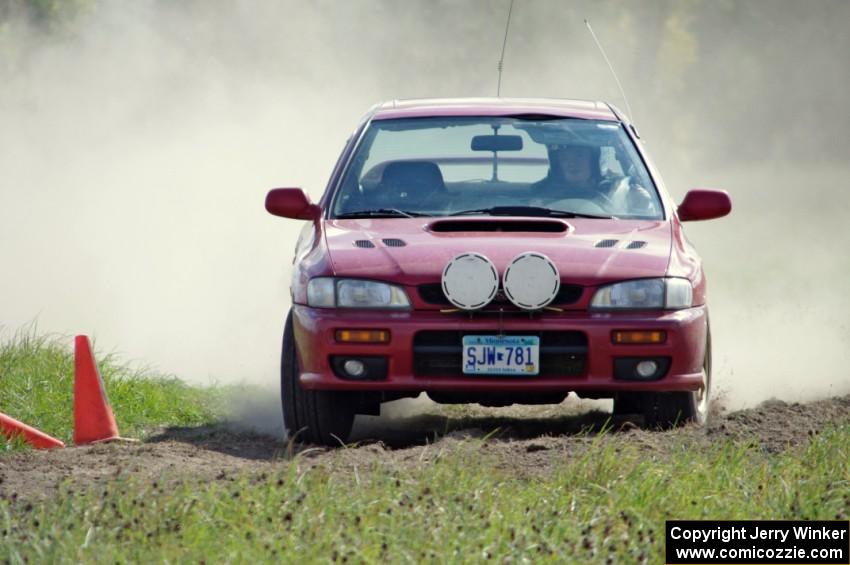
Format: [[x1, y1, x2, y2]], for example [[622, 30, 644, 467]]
[[292, 305, 707, 394]]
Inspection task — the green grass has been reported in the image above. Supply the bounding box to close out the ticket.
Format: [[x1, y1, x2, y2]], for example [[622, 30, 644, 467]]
[[2, 327, 849, 562], [1, 426, 848, 563], [0, 327, 226, 450]]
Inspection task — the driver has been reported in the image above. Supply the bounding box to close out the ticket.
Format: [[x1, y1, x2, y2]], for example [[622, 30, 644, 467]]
[[531, 143, 606, 199], [531, 142, 656, 215]]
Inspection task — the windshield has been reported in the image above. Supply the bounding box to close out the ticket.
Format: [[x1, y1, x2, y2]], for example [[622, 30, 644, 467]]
[[331, 117, 663, 219]]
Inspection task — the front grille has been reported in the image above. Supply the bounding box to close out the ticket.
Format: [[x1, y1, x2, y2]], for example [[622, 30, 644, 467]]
[[354, 239, 375, 248], [626, 240, 647, 249], [413, 330, 587, 377], [382, 238, 407, 247], [418, 283, 584, 306], [595, 239, 619, 248], [419, 283, 450, 305], [553, 284, 583, 305]]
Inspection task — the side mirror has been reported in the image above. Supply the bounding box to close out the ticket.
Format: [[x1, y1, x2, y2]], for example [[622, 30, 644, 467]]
[[677, 189, 732, 222], [265, 188, 321, 220]]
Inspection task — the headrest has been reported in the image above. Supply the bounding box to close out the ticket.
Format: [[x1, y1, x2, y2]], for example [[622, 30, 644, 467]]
[[381, 161, 445, 188]]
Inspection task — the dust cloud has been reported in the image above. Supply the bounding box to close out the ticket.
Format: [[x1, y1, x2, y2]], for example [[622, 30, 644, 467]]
[[1, 1, 847, 436]]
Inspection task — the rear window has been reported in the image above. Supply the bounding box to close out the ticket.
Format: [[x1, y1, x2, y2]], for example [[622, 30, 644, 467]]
[[360, 121, 548, 183]]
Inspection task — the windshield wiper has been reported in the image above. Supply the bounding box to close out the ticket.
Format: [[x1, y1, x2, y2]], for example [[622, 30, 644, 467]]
[[449, 206, 614, 219], [335, 208, 431, 219]]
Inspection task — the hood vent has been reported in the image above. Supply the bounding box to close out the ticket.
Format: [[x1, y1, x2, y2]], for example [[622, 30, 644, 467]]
[[382, 238, 407, 247], [594, 239, 647, 249], [354, 239, 375, 248], [594, 239, 619, 248], [429, 219, 568, 233]]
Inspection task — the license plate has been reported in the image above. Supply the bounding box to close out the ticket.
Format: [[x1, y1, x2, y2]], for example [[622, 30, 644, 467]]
[[462, 335, 540, 376]]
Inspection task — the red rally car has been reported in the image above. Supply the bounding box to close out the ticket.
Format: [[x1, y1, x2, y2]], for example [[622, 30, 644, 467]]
[[266, 98, 731, 445]]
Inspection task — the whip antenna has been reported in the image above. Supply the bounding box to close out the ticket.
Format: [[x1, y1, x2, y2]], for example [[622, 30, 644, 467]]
[[584, 19, 634, 122], [496, 0, 515, 97]]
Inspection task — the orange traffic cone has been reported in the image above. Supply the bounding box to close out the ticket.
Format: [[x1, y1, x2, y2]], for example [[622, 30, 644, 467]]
[[74, 335, 121, 445], [0, 412, 65, 449]]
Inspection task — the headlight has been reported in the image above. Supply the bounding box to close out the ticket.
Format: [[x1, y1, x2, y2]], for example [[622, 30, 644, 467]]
[[590, 278, 693, 310], [307, 278, 411, 309]]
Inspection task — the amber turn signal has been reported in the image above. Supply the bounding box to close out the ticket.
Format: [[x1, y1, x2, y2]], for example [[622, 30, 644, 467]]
[[612, 330, 666, 344], [335, 329, 390, 344]]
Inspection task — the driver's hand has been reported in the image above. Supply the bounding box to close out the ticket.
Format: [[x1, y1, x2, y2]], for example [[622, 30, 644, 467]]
[[628, 185, 655, 214]]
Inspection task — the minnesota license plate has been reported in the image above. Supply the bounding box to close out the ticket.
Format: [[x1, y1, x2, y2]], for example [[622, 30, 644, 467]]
[[462, 335, 540, 376]]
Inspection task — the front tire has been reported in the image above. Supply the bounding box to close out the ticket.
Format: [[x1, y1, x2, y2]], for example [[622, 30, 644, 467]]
[[614, 326, 712, 429], [281, 311, 355, 446]]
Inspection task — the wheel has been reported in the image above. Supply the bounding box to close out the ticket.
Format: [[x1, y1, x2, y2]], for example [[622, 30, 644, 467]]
[[281, 310, 355, 446], [615, 325, 712, 428]]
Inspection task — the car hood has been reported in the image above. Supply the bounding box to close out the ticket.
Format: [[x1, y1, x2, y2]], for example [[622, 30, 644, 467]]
[[323, 217, 671, 286]]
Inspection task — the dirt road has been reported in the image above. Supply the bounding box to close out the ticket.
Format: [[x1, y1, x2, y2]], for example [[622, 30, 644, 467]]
[[2, 394, 848, 501]]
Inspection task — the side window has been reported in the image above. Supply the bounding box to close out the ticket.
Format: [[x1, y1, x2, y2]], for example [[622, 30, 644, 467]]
[[599, 146, 624, 176]]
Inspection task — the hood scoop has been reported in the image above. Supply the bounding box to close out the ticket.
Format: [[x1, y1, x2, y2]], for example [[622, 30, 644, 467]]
[[429, 218, 568, 233]]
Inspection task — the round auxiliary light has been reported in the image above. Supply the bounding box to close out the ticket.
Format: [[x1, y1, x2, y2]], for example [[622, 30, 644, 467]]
[[502, 252, 561, 310], [441, 252, 499, 310]]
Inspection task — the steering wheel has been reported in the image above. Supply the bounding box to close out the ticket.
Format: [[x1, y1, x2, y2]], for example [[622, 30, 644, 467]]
[[540, 186, 616, 213], [574, 188, 615, 208], [544, 196, 611, 216]]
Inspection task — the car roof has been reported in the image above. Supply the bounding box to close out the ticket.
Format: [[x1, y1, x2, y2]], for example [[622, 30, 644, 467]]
[[369, 97, 622, 122]]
